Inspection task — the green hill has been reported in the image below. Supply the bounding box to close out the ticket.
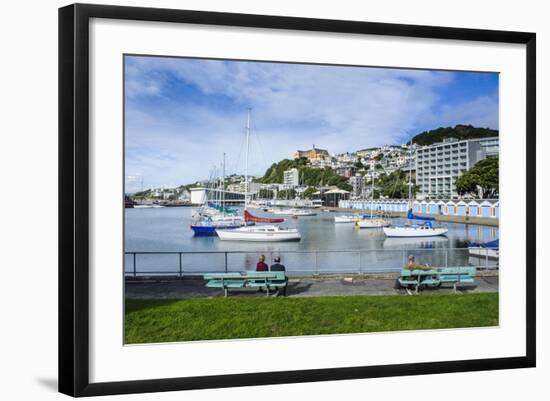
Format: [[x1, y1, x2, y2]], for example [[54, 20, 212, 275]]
[[411, 125, 498, 146], [260, 157, 351, 191]]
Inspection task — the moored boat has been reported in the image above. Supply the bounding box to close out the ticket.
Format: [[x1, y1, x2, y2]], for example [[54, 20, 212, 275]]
[[383, 221, 448, 237], [468, 239, 499, 259], [334, 215, 361, 223], [216, 225, 301, 241], [356, 218, 391, 228]]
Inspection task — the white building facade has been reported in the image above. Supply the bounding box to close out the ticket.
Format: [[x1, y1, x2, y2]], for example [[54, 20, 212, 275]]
[[415, 137, 499, 199], [283, 168, 300, 187]]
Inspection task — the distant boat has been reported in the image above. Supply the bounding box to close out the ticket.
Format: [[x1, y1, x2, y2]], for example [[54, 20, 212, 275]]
[[291, 209, 316, 216], [124, 197, 135, 208], [216, 225, 301, 241], [334, 215, 361, 223], [468, 239, 499, 259], [271, 208, 316, 216], [356, 218, 391, 228], [383, 220, 448, 237]]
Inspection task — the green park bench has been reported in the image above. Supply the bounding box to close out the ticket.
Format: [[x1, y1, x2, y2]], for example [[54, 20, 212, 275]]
[[398, 266, 477, 293], [203, 271, 288, 297]]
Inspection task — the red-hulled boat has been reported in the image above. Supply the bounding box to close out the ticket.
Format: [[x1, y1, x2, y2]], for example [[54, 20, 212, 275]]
[[244, 210, 285, 223]]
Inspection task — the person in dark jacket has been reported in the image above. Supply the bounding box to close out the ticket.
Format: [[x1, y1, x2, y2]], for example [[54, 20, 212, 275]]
[[269, 256, 288, 296]]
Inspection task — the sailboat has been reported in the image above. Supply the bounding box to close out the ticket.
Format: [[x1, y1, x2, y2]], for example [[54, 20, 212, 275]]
[[190, 155, 245, 236], [216, 109, 301, 241], [382, 142, 448, 238], [356, 171, 390, 228], [468, 238, 499, 259]]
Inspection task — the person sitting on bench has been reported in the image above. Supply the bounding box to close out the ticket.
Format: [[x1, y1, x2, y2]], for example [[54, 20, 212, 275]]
[[269, 256, 288, 295], [406, 255, 431, 270]]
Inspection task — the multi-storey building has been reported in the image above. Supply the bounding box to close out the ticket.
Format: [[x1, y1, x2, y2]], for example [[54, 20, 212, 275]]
[[283, 168, 300, 187], [415, 137, 499, 199]]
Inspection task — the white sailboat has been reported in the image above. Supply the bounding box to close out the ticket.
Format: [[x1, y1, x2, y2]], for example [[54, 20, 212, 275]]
[[216, 109, 301, 242], [334, 215, 361, 223], [216, 224, 301, 241], [383, 142, 448, 238]]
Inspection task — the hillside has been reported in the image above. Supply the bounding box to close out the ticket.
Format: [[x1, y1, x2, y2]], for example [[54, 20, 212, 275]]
[[260, 157, 352, 191], [411, 125, 498, 146]]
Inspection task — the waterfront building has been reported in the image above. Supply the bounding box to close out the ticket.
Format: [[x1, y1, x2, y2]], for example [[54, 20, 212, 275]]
[[341, 198, 499, 219], [283, 168, 300, 187], [415, 137, 499, 199], [313, 186, 350, 207], [293, 144, 331, 161]]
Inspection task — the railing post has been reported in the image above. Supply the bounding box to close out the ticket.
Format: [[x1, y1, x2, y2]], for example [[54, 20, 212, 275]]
[[358, 252, 362, 275], [485, 248, 489, 270], [224, 252, 228, 273], [179, 252, 183, 277], [133, 253, 137, 277], [445, 249, 448, 268], [314, 251, 318, 275]]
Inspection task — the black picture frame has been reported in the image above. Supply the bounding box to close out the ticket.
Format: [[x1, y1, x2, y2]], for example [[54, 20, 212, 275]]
[[59, 3, 536, 397]]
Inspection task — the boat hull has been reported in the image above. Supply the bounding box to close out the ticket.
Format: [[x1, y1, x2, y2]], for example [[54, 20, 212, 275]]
[[334, 216, 358, 223], [383, 226, 448, 237], [190, 225, 241, 236], [216, 228, 301, 241], [356, 219, 390, 228], [468, 247, 499, 259]]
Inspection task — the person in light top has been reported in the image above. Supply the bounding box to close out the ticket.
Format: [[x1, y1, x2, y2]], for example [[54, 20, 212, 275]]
[[406, 255, 431, 271]]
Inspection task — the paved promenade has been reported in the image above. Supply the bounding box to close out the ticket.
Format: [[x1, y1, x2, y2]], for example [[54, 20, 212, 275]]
[[125, 274, 498, 299]]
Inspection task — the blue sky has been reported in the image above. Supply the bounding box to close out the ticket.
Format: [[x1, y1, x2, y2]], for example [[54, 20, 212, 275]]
[[124, 55, 498, 192]]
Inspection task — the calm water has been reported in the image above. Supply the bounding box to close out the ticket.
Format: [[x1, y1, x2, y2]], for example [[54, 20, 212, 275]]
[[125, 207, 499, 275]]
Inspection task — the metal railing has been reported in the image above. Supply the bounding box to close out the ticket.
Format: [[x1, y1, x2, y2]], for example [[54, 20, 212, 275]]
[[124, 247, 498, 277]]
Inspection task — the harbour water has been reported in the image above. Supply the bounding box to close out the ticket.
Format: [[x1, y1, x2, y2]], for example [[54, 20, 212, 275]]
[[125, 207, 499, 275]]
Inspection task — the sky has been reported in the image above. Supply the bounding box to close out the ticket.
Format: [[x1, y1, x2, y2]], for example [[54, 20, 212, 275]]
[[124, 55, 499, 193]]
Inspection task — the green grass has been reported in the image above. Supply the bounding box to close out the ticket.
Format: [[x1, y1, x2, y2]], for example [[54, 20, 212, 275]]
[[125, 293, 498, 344]]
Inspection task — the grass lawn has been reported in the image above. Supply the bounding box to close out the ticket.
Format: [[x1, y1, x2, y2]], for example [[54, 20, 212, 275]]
[[125, 292, 498, 344]]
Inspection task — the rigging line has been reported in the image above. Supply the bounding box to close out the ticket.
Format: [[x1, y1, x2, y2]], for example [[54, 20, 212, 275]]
[[230, 126, 246, 178], [250, 119, 270, 178]]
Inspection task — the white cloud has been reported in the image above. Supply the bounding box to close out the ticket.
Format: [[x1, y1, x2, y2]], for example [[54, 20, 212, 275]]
[[124, 57, 497, 189]]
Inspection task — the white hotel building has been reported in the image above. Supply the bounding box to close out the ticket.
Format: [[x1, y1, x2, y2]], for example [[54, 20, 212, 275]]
[[415, 137, 499, 199]]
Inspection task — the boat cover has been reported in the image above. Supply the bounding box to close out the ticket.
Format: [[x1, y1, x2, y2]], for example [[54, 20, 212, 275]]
[[244, 210, 285, 223], [407, 210, 436, 221], [469, 239, 499, 248]]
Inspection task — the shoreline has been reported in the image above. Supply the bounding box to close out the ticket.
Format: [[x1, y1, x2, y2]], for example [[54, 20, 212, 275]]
[[322, 207, 499, 227]]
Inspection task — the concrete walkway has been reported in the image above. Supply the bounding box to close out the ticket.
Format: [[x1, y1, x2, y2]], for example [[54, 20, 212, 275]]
[[125, 275, 498, 299]]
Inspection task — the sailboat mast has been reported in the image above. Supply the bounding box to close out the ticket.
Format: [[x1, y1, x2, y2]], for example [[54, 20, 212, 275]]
[[370, 170, 374, 218], [244, 108, 251, 210], [222, 153, 226, 216], [408, 139, 413, 210]]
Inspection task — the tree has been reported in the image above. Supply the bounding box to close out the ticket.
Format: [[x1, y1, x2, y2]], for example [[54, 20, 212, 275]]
[[303, 186, 317, 199], [411, 125, 498, 146], [455, 157, 499, 198], [258, 189, 274, 199], [374, 170, 418, 199]]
